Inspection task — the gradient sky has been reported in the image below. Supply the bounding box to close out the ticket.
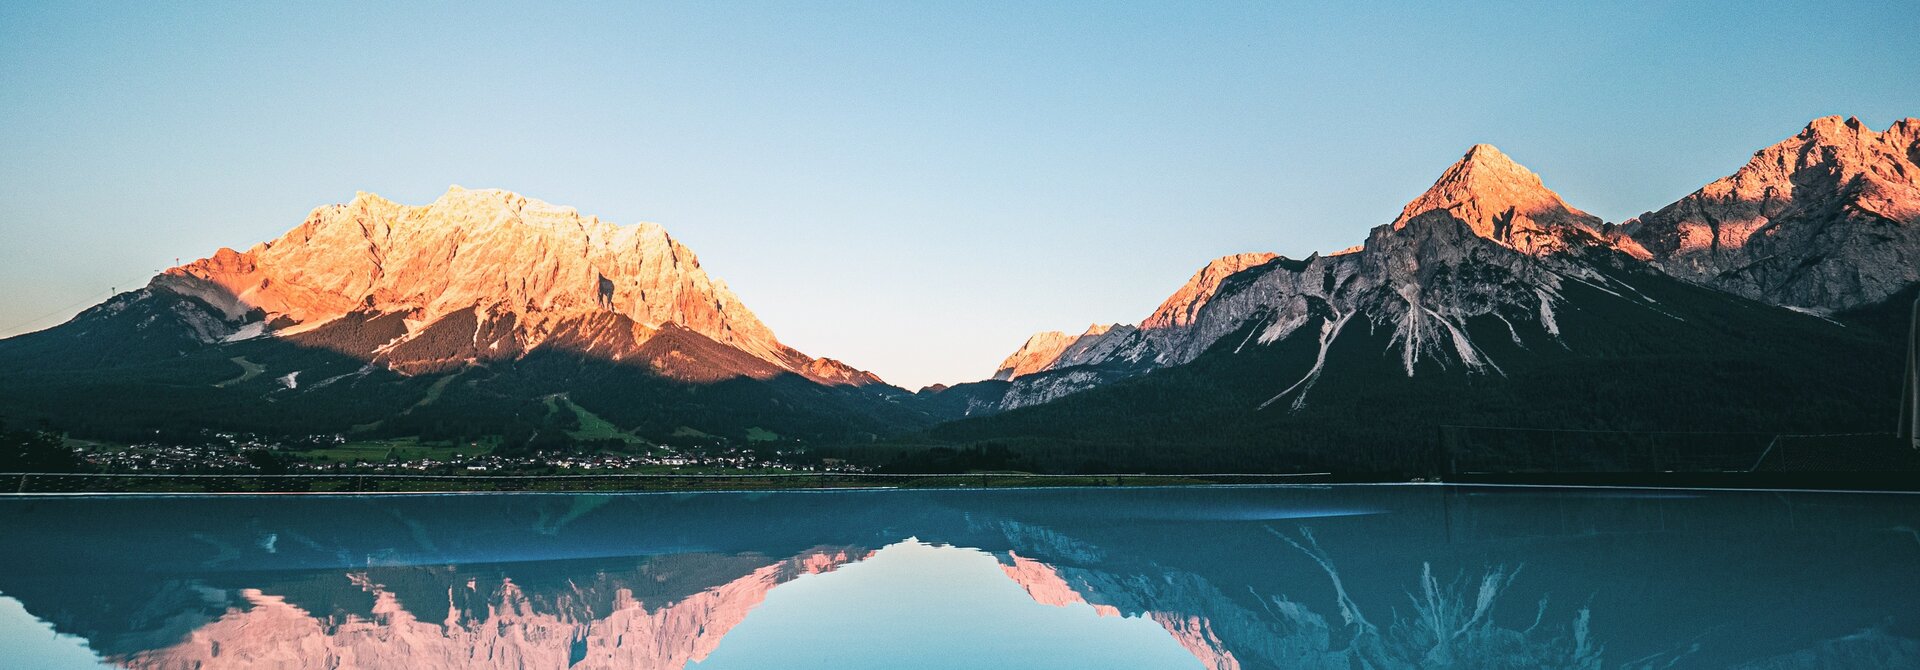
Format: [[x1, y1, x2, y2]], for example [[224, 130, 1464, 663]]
[[2, 1, 1917, 389]]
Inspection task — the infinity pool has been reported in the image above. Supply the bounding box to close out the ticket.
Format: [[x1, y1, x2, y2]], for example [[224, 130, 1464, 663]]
[[1, 485, 1915, 668]]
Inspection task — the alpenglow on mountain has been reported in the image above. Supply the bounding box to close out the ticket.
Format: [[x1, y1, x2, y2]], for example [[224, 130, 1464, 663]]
[[0, 116, 1911, 470], [0, 187, 922, 446], [151, 186, 879, 386], [1622, 116, 1920, 311]]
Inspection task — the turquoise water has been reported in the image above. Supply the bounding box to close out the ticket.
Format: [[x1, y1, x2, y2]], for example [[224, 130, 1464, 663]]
[[0, 485, 1916, 669]]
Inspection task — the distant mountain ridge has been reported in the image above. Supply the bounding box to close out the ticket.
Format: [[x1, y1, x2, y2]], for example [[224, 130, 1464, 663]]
[[965, 117, 1917, 415]]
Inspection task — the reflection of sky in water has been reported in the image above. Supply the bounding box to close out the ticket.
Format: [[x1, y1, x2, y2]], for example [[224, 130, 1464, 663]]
[[694, 540, 1201, 670], [0, 485, 1916, 669], [0, 595, 111, 669]]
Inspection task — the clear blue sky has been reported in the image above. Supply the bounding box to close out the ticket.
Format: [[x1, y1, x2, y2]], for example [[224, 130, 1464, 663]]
[[2, 1, 1916, 389]]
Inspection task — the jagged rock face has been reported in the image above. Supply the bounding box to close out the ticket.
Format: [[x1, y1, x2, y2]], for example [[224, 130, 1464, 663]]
[[993, 323, 1137, 382], [997, 368, 1119, 411], [992, 330, 1080, 381], [1127, 143, 1625, 375], [1047, 324, 1139, 370], [1625, 116, 1920, 311], [1176, 209, 1628, 410], [136, 186, 878, 385], [1392, 144, 1612, 257], [996, 254, 1279, 383], [986, 323, 1144, 410], [1144, 253, 1282, 331], [979, 145, 1636, 411]]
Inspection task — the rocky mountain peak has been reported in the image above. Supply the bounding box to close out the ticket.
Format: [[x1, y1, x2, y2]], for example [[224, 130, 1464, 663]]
[[1800, 114, 1872, 142], [147, 188, 881, 386], [984, 251, 1287, 386], [1391, 144, 1605, 255], [1624, 116, 1920, 310], [993, 330, 1080, 381], [1461, 142, 1516, 165], [1142, 253, 1281, 331]]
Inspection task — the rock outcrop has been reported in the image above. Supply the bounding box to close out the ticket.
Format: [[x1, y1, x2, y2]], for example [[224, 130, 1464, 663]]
[[992, 323, 1138, 382], [1144, 253, 1283, 331], [992, 330, 1081, 381], [1624, 116, 1920, 311]]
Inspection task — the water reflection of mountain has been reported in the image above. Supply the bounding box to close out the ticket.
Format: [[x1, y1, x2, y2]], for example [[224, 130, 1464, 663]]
[[2, 486, 1917, 669], [109, 550, 860, 669]]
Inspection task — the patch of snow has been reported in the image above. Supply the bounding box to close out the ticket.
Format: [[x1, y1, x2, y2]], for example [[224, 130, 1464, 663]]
[[1535, 289, 1561, 337], [1391, 289, 1427, 377], [1610, 275, 1664, 304], [278, 371, 300, 389], [1564, 274, 1627, 300], [1565, 274, 1685, 322], [1492, 312, 1525, 347], [1785, 305, 1843, 325], [1260, 309, 1353, 411], [220, 322, 267, 343], [1425, 305, 1498, 376], [1256, 309, 1311, 346], [1233, 314, 1272, 354], [307, 365, 374, 391]]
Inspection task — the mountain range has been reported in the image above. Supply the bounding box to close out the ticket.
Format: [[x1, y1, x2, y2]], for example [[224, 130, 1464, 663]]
[[1, 116, 1913, 472], [914, 116, 1915, 471]]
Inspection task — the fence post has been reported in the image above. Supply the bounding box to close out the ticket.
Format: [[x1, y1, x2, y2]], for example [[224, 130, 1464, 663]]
[[15, 474, 26, 493]]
